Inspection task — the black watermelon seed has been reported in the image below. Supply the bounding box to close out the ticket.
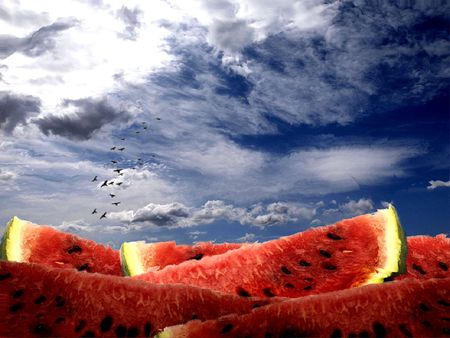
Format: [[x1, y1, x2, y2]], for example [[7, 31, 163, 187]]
[[373, 322, 387, 338], [419, 303, 430, 311], [358, 331, 370, 338], [281, 266, 292, 274], [144, 322, 152, 337], [75, 320, 87, 333], [303, 285, 313, 291], [77, 263, 89, 272], [327, 232, 342, 240], [348, 333, 358, 338], [284, 283, 295, 289], [323, 263, 337, 271], [252, 303, 261, 309], [398, 324, 413, 338], [115, 325, 127, 337], [100, 315, 113, 332], [319, 250, 332, 258], [0, 272, 12, 280], [442, 328, 450, 335], [189, 253, 204, 260], [191, 314, 199, 319], [82, 330, 96, 337], [264, 333, 273, 338], [442, 317, 450, 322], [12, 289, 24, 298], [383, 276, 394, 282], [220, 323, 234, 334], [438, 261, 448, 271], [236, 287, 251, 297], [33, 323, 50, 336], [34, 295, 47, 304], [263, 288, 275, 297], [299, 260, 311, 267], [9, 302, 25, 312], [421, 320, 432, 328], [438, 300, 450, 307], [67, 245, 82, 254], [55, 317, 65, 324], [412, 263, 426, 275], [127, 327, 139, 337], [330, 329, 342, 338]]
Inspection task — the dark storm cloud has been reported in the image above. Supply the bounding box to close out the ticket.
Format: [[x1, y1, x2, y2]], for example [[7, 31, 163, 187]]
[[0, 92, 41, 133], [117, 6, 142, 40], [36, 97, 131, 140], [0, 18, 78, 59]]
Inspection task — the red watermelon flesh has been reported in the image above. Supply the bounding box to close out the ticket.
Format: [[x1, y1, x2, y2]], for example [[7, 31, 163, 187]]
[[0, 261, 278, 338], [122, 241, 243, 274], [158, 277, 450, 338], [134, 209, 406, 298], [0, 217, 122, 275], [395, 234, 450, 280]]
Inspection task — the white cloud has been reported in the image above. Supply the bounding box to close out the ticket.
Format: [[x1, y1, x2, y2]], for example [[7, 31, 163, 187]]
[[109, 199, 317, 229], [339, 198, 374, 217], [237, 232, 256, 242], [0, 169, 16, 181], [427, 180, 450, 190]]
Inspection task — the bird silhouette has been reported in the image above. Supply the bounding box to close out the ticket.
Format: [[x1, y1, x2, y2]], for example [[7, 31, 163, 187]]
[[113, 169, 123, 173], [91, 176, 98, 182], [100, 180, 108, 187], [109, 194, 116, 198], [121, 138, 126, 141], [136, 131, 140, 134], [110, 146, 116, 150], [118, 147, 125, 151], [108, 181, 115, 185], [100, 212, 107, 219], [111, 160, 118, 164], [156, 117, 161, 120], [118, 173, 124, 176], [143, 126, 148, 130], [116, 182, 123, 186], [91, 208, 97, 214], [112, 202, 121, 206]]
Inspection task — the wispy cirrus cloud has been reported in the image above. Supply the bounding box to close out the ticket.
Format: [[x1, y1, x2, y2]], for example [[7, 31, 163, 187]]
[[427, 180, 450, 190]]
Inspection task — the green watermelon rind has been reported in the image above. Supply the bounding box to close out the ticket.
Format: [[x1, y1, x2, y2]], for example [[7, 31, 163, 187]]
[[120, 243, 132, 276], [0, 217, 18, 260], [391, 205, 408, 277]]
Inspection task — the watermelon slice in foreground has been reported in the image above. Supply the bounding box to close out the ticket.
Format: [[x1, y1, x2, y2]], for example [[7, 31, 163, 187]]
[[0, 217, 122, 275], [393, 234, 450, 281], [121, 240, 243, 275], [158, 277, 450, 338], [0, 261, 278, 337], [133, 205, 407, 298]]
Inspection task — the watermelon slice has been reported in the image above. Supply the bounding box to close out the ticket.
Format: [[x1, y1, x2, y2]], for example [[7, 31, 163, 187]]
[[121, 241, 243, 276], [0, 261, 278, 337], [132, 205, 407, 298], [394, 234, 450, 280], [158, 277, 450, 338], [0, 216, 122, 275]]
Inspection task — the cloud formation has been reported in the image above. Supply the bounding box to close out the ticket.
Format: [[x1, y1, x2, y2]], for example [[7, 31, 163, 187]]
[[109, 200, 316, 228], [0, 91, 40, 133], [427, 180, 450, 190], [36, 97, 131, 140], [0, 18, 78, 59]]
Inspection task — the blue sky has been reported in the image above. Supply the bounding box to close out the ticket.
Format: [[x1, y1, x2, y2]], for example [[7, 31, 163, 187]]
[[0, 0, 448, 247]]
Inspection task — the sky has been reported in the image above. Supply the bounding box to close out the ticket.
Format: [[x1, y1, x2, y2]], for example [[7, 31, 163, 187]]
[[0, 0, 448, 248]]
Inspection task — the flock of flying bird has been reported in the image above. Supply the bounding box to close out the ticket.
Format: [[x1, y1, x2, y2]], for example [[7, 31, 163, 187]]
[[90, 118, 161, 220]]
